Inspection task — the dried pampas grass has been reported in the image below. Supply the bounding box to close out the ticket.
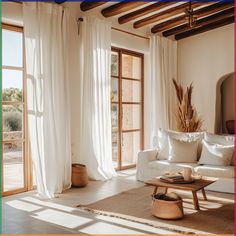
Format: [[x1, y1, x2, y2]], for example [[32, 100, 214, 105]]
[[173, 79, 203, 132]]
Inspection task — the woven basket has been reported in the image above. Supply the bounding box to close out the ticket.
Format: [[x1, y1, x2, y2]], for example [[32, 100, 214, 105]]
[[151, 197, 184, 220], [71, 164, 88, 187]]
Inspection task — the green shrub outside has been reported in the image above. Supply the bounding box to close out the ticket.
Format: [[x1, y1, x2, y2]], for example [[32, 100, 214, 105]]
[[3, 112, 22, 132], [3, 88, 23, 132]]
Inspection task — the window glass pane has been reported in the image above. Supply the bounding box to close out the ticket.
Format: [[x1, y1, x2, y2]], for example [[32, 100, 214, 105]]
[[122, 54, 141, 79], [112, 132, 119, 169], [111, 78, 118, 102], [122, 131, 140, 166], [122, 104, 140, 130], [2, 69, 23, 102], [3, 141, 24, 191], [111, 51, 119, 77], [3, 29, 23, 67], [3, 105, 23, 140], [111, 104, 119, 132], [122, 79, 141, 102]]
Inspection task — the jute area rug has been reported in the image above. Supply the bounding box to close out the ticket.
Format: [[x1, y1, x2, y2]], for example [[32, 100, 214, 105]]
[[78, 186, 234, 234]]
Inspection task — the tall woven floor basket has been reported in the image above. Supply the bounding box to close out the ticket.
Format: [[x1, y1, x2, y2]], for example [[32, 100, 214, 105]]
[[71, 164, 88, 187]]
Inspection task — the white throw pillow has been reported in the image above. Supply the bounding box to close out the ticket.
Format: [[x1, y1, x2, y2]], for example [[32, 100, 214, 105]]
[[157, 129, 204, 160], [198, 140, 234, 166], [168, 136, 199, 163], [204, 133, 235, 165], [168, 130, 204, 159]]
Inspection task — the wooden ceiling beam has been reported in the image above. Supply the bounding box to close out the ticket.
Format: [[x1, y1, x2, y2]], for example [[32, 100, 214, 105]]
[[151, 16, 186, 34], [163, 7, 234, 37], [118, 2, 175, 24], [134, 2, 205, 29], [175, 16, 234, 40], [151, 2, 234, 34], [80, 2, 107, 12], [101, 1, 147, 18]]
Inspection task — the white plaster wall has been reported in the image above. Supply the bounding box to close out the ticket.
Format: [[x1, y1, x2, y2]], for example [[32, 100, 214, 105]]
[[2, 2, 23, 26], [177, 24, 234, 133]]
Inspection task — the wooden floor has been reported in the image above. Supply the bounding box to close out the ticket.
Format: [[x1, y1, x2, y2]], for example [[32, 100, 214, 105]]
[[2, 169, 234, 234]]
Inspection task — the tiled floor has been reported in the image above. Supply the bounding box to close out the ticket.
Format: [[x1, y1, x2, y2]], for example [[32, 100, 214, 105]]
[[2, 169, 174, 234]]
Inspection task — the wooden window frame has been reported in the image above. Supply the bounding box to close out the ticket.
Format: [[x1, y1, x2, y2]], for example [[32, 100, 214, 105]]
[[111, 47, 144, 171], [2, 23, 33, 197]]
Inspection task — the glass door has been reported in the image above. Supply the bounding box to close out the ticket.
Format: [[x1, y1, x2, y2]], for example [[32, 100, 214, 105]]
[[2, 24, 32, 196], [111, 48, 144, 170]]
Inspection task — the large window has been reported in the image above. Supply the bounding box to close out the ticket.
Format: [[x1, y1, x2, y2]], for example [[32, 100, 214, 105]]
[[111, 48, 144, 170], [2, 24, 32, 196]]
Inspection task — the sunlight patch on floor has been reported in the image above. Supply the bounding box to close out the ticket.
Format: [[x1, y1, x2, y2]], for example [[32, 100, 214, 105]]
[[204, 195, 234, 203], [6, 200, 42, 212], [22, 196, 75, 212], [31, 209, 92, 229]]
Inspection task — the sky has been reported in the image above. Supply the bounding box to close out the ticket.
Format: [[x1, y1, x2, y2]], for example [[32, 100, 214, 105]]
[[2, 29, 23, 90]]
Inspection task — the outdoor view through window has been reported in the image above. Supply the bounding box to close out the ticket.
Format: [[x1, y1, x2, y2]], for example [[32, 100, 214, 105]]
[[2, 25, 26, 194]]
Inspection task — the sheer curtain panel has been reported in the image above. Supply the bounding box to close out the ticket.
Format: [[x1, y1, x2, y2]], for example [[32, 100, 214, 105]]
[[23, 2, 71, 198], [150, 35, 177, 147], [77, 16, 116, 180]]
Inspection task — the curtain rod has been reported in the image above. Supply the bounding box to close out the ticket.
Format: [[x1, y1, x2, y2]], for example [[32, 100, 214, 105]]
[[111, 27, 150, 40], [77, 17, 149, 40]]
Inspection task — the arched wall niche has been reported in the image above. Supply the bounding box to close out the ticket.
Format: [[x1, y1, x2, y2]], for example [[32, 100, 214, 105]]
[[214, 72, 234, 134]]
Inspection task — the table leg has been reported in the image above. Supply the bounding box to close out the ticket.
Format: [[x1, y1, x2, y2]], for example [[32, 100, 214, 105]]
[[202, 188, 207, 201], [153, 187, 158, 195], [192, 191, 200, 210]]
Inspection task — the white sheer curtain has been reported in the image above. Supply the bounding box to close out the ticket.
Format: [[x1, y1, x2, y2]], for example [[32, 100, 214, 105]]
[[23, 2, 71, 198], [78, 16, 116, 180], [150, 35, 177, 147]]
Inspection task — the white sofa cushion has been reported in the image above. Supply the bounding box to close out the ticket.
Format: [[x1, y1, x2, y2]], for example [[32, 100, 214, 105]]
[[168, 136, 199, 163], [148, 160, 198, 173], [199, 140, 234, 166], [157, 129, 204, 160], [194, 165, 234, 179], [204, 132, 235, 165]]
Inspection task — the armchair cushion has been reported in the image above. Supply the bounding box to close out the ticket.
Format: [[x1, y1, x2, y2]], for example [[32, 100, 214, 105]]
[[137, 149, 158, 165]]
